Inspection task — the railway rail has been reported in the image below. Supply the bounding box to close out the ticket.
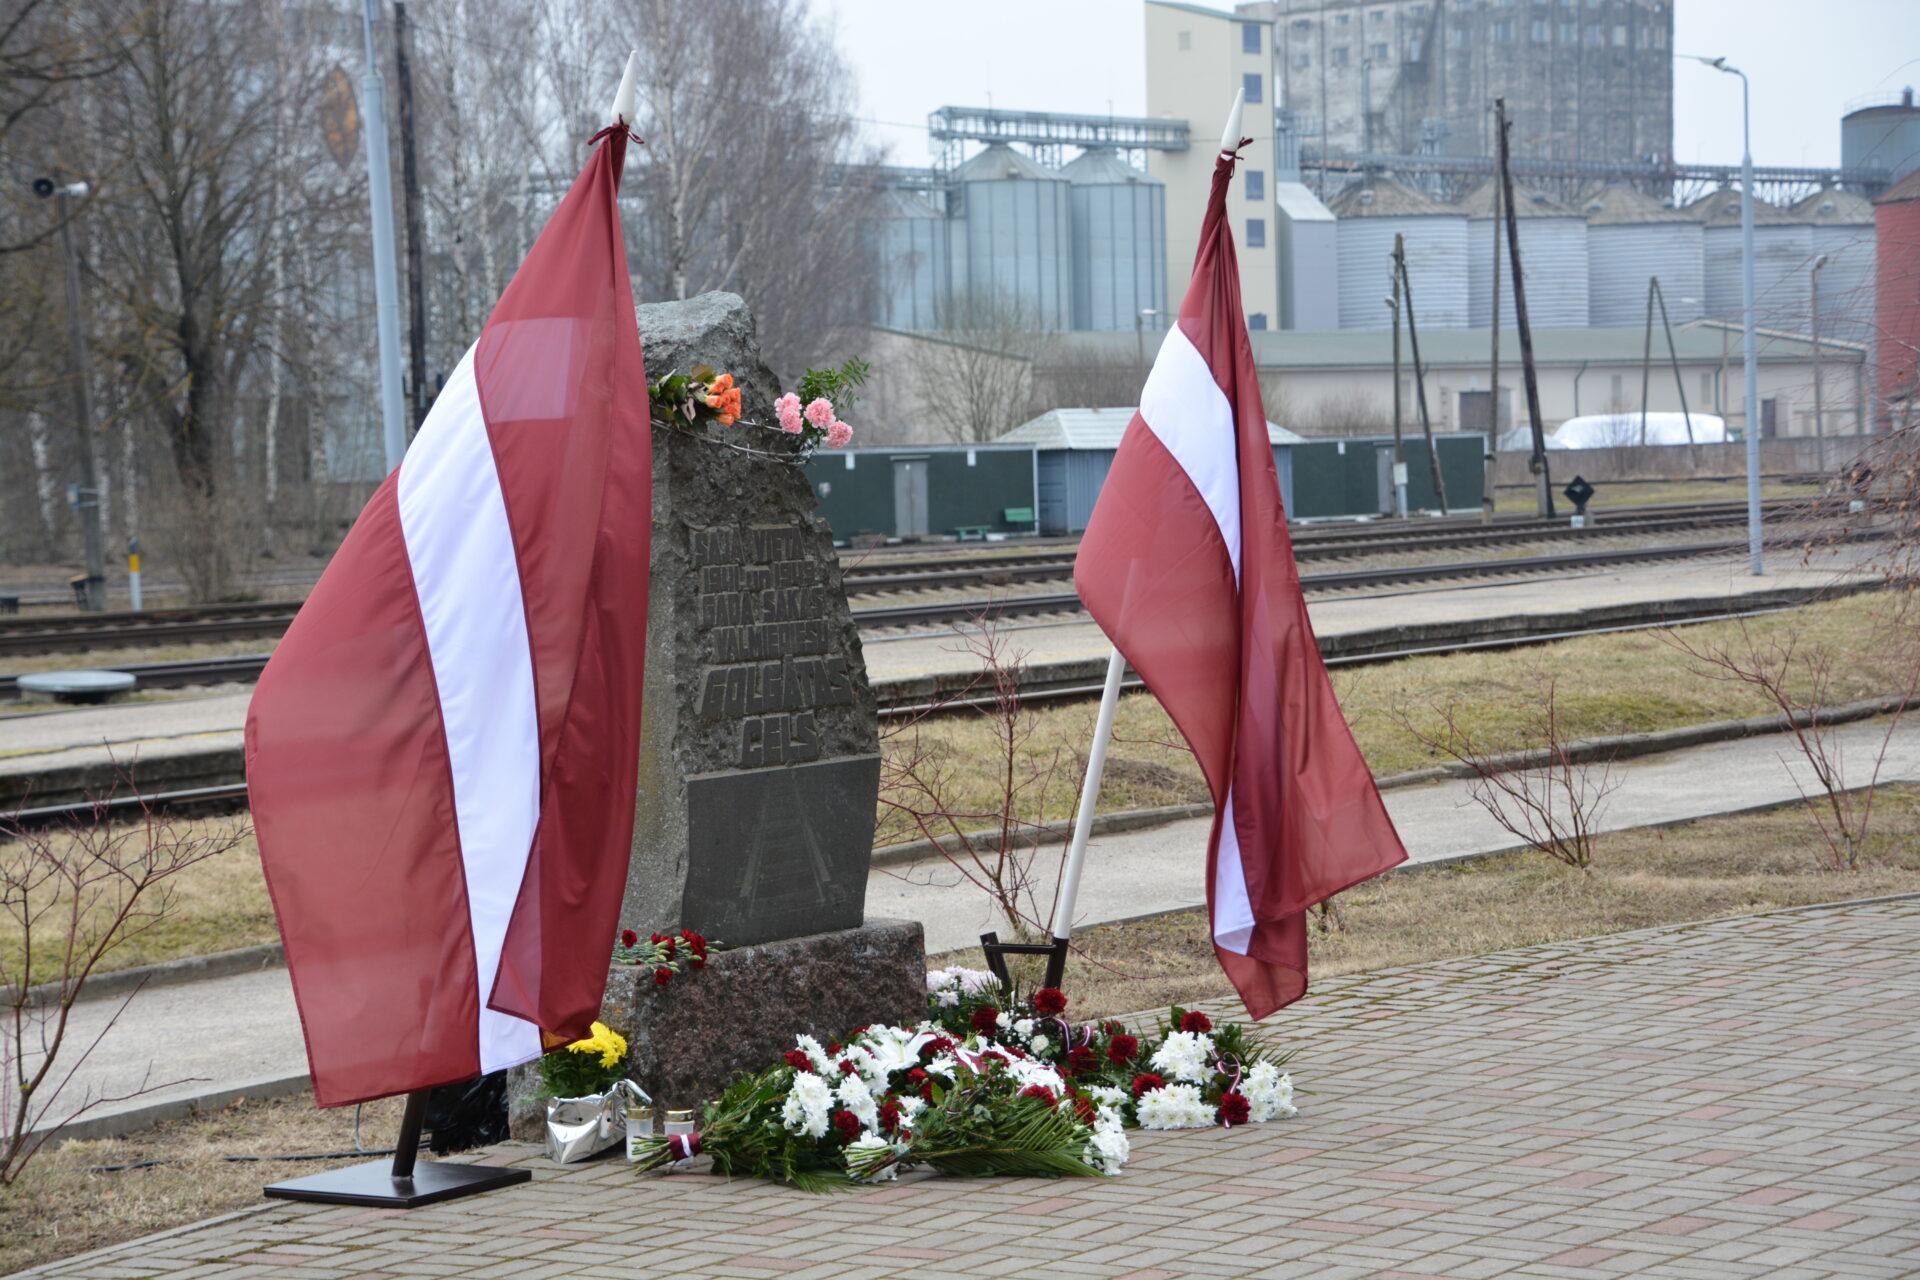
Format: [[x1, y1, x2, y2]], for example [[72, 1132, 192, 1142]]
[[0, 499, 1827, 660]]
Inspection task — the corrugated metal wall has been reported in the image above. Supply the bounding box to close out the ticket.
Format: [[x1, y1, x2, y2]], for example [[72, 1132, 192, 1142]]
[[1338, 216, 1471, 329], [1468, 217, 1590, 328], [1703, 223, 1813, 332], [1586, 221, 1706, 325], [805, 447, 1037, 542], [1064, 152, 1168, 332]]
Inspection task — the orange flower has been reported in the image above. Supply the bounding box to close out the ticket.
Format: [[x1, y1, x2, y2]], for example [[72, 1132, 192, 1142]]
[[709, 373, 735, 394]]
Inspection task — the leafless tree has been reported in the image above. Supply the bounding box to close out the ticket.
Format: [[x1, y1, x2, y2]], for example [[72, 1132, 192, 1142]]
[[898, 290, 1042, 443]]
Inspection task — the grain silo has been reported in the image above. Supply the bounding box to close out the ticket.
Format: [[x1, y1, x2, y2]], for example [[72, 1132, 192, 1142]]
[[948, 144, 1072, 330], [1789, 187, 1877, 345], [869, 188, 949, 330], [1842, 88, 1920, 185], [1059, 149, 1167, 332], [1690, 187, 1813, 333], [1582, 183, 1705, 326], [1458, 182, 1589, 329], [1329, 179, 1469, 330]]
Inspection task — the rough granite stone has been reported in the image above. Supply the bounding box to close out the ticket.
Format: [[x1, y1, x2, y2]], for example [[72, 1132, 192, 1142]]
[[509, 916, 925, 1131], [624, 291, 881, 944]]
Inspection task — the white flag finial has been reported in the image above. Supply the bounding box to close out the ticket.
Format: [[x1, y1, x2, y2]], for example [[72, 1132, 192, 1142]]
[[1219, 88, 1245, 157], [611, 50, 639, 126]]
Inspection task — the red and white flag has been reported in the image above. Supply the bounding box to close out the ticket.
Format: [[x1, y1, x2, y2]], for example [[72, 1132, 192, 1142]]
[[246, 125, 650, 1107], [1073, 139, 1406, 1020]]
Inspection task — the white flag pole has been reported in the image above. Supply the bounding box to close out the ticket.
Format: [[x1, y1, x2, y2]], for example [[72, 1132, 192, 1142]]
[[1046, 92, 1244, 946], [1047, 647, 1127, 940]]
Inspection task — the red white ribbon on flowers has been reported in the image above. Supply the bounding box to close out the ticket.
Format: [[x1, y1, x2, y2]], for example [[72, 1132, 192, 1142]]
[[666, 1132, 701, 1161]]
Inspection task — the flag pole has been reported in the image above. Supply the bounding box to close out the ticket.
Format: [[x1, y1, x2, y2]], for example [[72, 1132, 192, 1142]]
[[1039, 91, 1245, 961]]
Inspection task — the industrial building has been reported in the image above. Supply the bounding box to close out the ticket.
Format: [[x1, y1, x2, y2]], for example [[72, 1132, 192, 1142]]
[[1874, 169, 1920, 427]]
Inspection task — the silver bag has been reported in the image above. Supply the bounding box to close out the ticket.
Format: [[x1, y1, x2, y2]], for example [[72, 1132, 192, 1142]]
[[545, 1079, 647, 1164]]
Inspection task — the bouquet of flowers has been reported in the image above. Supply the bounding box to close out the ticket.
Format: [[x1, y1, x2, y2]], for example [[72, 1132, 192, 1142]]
[[646, 356, 867, 458], [538, 1020, 629, 1100], [923, 969, 1297, 1131], [537, 1021, 642, 1163], [627, 1022, 1128, 1190], [612, 927, 715, 988]]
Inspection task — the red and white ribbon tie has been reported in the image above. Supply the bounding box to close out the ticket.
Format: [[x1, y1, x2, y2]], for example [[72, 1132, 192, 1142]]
[[666, 1132, 702, 1162]]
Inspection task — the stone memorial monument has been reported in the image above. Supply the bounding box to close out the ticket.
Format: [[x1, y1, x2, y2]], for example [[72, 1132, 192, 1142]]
[[513, 292, 923, 1125]]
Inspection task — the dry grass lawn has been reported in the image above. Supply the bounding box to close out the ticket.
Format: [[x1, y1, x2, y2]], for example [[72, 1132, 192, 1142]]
[[933, 784, 1920, 1021], [1491, 477, 1819, 514], [5, 789, 1915, 1274]]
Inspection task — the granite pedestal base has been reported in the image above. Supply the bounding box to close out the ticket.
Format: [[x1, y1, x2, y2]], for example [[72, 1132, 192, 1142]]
[[510, 917, 925, 1134]]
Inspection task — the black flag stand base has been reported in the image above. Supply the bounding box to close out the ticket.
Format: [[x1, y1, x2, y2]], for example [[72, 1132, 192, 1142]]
[[980, 931, 1069, 992], [264, 1089, 531, 1208]]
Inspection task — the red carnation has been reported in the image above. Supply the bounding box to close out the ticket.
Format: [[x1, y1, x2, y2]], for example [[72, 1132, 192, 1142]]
[[1101, 1020, 1126, 1037], [848, 1025, 870, 1038], [620, 929, 638, 947], [923, 1036, 956, 1059], [1218, 1092, 1251, 1127], [1107, 1034, 1140, 1063], [1069, 1090, 1097, 1123], [1067, 1046, 1100, 1077], [828, 1042, 842, 1055], [878, 1097, 904, 1133], [654, 967, 673, 986], [831, 1110, 861, 1144], [970, 1006, 1001, 1035], [981, 1049, 1010, 1069], [919, 1080, 936, 1102], [906, 1068, 929, 1087], [839, 1059, 858, 1076], [1032, 987, 1068, 1017], [1018, 1084, 1058, 1107], [1179, 1010, 1212, 1034], [784, 1050, 810, 1071], [691, 954, 706, 969], [1131, 1073, 1167, 1098], [650, 932, 665, 944]]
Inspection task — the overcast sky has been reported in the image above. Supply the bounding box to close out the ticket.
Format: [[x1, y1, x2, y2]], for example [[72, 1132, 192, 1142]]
[[817, 0, 1918, 171]]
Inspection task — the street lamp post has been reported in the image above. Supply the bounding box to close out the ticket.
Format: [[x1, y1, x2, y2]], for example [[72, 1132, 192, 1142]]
[[1688, 55, 1763, 575], [1810, 253, 1829, 440], [361, 0, 408, 474], [33, 176, 107, 611]]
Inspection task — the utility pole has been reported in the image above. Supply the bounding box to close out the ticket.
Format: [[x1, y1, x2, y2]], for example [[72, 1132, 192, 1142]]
[[361, 0, 408, 473], [1810, 253, 1829, 441], [1395, 240, 1449, 514], [35, 177, 106, 610], [1484, 161, 1501, 525], [1653, 280, 1696, 448], [394, 1, 429, 431], [1496, 98, 1552, 518], [1387, 263, 1408, 518], [1639, 275, 1656, 446]]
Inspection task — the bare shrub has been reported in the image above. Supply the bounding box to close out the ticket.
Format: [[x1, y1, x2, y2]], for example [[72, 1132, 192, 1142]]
[[0, 790, 251, 1184], [1393, 677, 1619, 869], [1659, 620, 1919, 871], [1301, 388, 1389, 436]]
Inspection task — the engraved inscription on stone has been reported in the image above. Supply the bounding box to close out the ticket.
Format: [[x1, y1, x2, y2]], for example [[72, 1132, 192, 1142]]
[[689, 523, 852, 768]]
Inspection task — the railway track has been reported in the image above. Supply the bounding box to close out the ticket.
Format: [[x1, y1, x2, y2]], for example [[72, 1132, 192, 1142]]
[[2, 538, 1753, 695], [1, 499, 1822, 660], [4, 583, 1860, 828]]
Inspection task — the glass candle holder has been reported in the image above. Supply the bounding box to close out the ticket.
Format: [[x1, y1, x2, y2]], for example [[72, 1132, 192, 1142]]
[[625, 1105, 655, 1161], [663, 1108, 696, 1137]]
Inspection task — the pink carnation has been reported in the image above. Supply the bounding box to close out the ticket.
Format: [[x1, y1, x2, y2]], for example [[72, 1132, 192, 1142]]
[[826, 420, 853, 448], [775, 392, 804, 434], [803, 397, 835, 430]]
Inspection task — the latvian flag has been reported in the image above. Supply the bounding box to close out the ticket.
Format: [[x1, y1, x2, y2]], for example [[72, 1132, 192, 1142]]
[[1073, 136, 1407, 1020], [246, 125, 650, 1106]]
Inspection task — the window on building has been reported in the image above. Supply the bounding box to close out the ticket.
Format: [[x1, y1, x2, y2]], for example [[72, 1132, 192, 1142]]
[[1452, 26, 1471, 46], [1292, 17, 1312, 31], [1331, 45, 1348, 66], [1246, 218, 1266, 248], [1612, 24, 1626, 45], [1585, 23, 1602, 45], [1242, 22, 1262, 54], [1493, 20, 1513, 41], [1653, 25, 1666, 47], [1408, 38, 1423, 59], [1409, 3, 1427, 16], [1335, 11, 1350, 24], [1177, 30, 1191, 51], [1294, 52, 1311, 67], [1371, 41, 1389, 57], [1246, 169, 1266, 201], [1249, 312, 1269, 330], [1242, 72, 1263, 103], [1370, 7, 1386, 20], [1559, 21, 1577, 41], [1532, 18, 1548, 41]]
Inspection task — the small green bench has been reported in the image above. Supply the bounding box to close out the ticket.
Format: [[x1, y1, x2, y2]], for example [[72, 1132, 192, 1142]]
[[1003, 506, 1035, 527], [952, 525, 990, 541]]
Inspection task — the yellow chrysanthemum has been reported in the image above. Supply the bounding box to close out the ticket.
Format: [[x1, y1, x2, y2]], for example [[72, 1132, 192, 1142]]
[[563, 1021, 628, 1069]]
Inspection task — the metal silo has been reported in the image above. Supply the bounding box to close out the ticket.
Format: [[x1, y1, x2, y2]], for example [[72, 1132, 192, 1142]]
[[1329, 179, 1469, 330], [1691, 187, 1813, 333], [1790, 187, 1877, 345], [949, 144, 1072, 329], [1582, 183, 1705, 326], [1059, 149, 1167, 332], [1458, 182, 1589, 329], [870, 188, 949, 330], [1842, 89, 1920, 185]]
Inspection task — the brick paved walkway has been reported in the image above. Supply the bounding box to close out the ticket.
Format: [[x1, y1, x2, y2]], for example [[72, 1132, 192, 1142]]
[[27, 899, 1920, 1280]]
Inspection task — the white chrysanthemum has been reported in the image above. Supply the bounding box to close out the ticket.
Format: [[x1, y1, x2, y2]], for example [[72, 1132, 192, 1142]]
[[925, 1055, 957, 1080], [1085, 1085, 1128, 1109], [899, 1095, 927, 1118], [1012, 1018, 1035, 1038], [1134, 1082, 1215, 1130], [780, 1071, 833, 1138], [1148, 1031, 1216, 1084], [1006, 1057, 1067, 1094], [1030, 1034, 1051, 1057], [1084, 1123, 1131, 1175], [836, 1074, 879, 1128], [793, 1034, 834, 1075], [955, 967, 997, 995], [1244, 1063, 1296, 1121], [936, 989, 959, 1007]]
